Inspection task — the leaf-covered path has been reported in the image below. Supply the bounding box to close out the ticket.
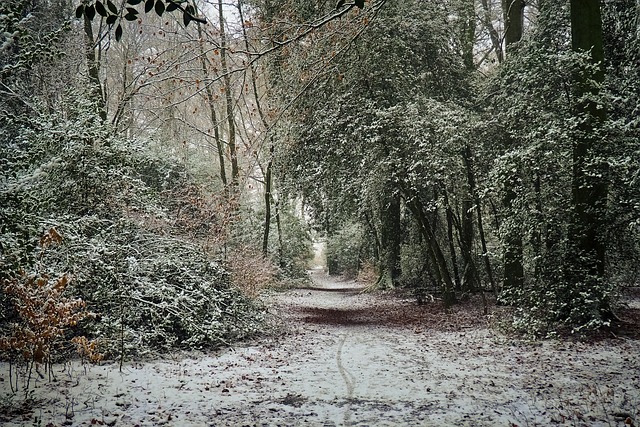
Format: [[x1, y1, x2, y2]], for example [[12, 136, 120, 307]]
[[2, 271, 640, 426]]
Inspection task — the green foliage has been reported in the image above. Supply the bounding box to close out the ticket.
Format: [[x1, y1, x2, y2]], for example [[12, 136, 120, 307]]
[[267, 0, 639, 333], [326, 222, 366, 278], [487, 1, 640, 333]]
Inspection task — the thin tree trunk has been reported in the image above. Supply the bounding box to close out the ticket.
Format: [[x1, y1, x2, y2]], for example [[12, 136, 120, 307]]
[[218, 0, 239, 191], [197, 23, 227, 187], [460, 198, 477, 291], [444, 191, 461, 291], [83, 15, 106, 122], [462, 143, 496, 295], [533, 171, 543, 276], [262, 144, 274, 255], [274, 197, 284, 268], [376, 186, 402, 288], [480, 0, 504, 63]]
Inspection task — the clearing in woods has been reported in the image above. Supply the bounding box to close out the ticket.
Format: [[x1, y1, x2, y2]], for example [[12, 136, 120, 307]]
[[1, 269, 640, 426]]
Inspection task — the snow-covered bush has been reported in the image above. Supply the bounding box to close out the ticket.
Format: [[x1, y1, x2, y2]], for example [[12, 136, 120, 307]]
[[33, 217, 264, 357]]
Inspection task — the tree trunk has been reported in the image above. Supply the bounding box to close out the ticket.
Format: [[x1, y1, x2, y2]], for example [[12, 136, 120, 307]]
[[460, 198, 478, 291], [567, 0, 609, 310], [218, 0, 239, 192], [262, 143, 275, 255], [480, 0, 504, 63], [238, 0, 275, 256], [197, 23, 227, 188], [501, 0, 525, 293], [460, 0, 476, 70], [462, 143, 496, 295], [444, 191, 462, 291], [82, 15, 106, 122], [503, 0, 524, 47]]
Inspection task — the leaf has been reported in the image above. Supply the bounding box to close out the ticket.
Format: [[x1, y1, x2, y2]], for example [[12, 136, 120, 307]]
[[75, 4, 85, 18], [166, 1, 178, 12], [354, 0, 365, 8], [107, 0, 118, 14], [115, 23, 123, 41], [95, 1, 108, 17], [183, 10, 191, 26], [85, 4, 96, 20], [127, 0, 143, 4], [106, 14, 117, 25], [145, 0, 155, 13], [124, 12, 137, 20], [154, 0, 165, 16]]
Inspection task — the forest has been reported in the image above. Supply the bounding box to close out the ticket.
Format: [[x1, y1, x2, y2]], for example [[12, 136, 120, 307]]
[[1, 0, 640, 425]]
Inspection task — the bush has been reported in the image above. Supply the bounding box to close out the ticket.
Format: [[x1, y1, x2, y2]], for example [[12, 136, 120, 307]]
[[227, 245, 280, 297], [37, 217, 264, 357]]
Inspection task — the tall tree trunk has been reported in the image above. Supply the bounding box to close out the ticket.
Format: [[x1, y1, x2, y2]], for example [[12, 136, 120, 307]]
[[501, 0, 525, 293], [237, 0, 274, 255], [567, 0, 609, 313], [197, 23, 227, 188], [460, 0, 476, 70], [218, 0, 239, 192], [459, 198, 477, 291], [262, 143, 275, 255]]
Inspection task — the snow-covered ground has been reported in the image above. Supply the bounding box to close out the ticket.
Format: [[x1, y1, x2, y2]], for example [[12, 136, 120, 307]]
[[1, 271, 639, 426]]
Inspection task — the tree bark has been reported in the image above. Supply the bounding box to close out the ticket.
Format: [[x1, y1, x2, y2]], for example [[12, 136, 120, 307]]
[[501, 0, 525, 293], [567, 0, 608, 295], [197, 23, 227, 188], [83, 15, 106, 122], [444, 191, 462, 291], [460, 0, 476, 70], [218, 0, 240, 192], [480, 0, 504, 63]]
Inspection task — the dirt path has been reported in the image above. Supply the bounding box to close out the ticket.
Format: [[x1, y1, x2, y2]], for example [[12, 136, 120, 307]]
[[2, 271, 640, 426]]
